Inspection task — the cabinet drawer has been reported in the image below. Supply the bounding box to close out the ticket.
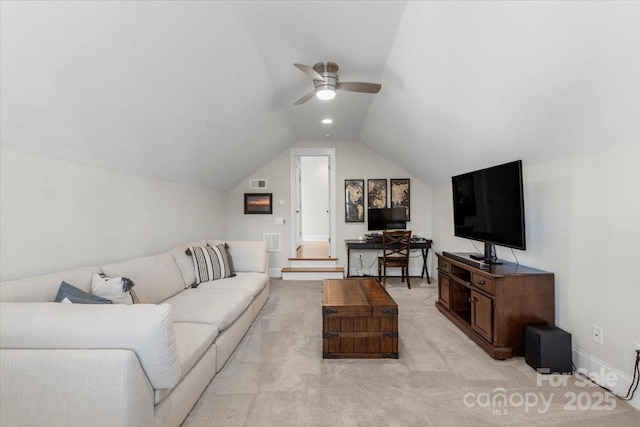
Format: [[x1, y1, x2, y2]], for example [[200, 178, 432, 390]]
[[438, 259, 452, 273], [472, 273, 495, 295]]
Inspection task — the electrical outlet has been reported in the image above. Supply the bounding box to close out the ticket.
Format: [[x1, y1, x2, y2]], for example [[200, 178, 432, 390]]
[[592, 325, 603, 345]]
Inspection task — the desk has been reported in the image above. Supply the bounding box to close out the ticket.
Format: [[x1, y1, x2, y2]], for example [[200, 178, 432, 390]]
[[345, 239, 433, 283]]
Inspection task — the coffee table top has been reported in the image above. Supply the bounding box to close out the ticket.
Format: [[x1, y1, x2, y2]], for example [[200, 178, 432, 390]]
[[323, 278, 397, 316]]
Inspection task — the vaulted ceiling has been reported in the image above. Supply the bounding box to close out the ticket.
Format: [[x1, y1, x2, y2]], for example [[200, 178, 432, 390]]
[[2, 1, 638, 190]]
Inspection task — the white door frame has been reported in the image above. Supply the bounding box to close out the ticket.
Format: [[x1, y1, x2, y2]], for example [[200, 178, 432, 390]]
[[290, 147, 336, 258]]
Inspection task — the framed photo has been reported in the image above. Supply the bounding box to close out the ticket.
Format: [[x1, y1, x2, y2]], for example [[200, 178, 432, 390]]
[[344, 179, 365, 222], [390, 179, 410, 221], [367, 179, 387, 209], [244, 193, 272, 214]]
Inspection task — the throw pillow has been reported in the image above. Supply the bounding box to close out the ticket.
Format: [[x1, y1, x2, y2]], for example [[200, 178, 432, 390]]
[[91, 273, 139, 304], [221, 242, 236, 276], [55, 281, 112, 304], [186, 244, 235, 285]]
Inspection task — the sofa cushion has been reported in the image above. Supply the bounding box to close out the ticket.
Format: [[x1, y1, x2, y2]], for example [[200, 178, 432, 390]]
[[55, 281, 112, 304], [0, 266, 101, 303], [197, 272, 268, 298], [163, 288, 253, 332], [0, 302, 181, 390], [169, 240, 207, 288], [208, 240, 267, 273], [100, 253, 184, 304], [186, 244, 234, 285], [154, 322, 219, 404]]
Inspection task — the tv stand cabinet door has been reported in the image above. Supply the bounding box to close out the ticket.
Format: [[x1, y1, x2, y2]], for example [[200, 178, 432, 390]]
[[471, 290, 493, 342], [438, 274, 451, 309]]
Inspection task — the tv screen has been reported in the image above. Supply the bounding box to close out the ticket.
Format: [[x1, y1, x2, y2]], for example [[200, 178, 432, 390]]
[[452, 160, 525, 251], [368, 207, 407, 231]]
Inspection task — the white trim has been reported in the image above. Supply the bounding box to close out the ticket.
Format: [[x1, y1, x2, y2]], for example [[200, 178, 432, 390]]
[[267, 267, 282, 278], [289, 148, 336, 260], [348, 266, 424, 278], [282, 271, 344, 281], [289, 259, 337, 268], [572, 346, 639, 410]]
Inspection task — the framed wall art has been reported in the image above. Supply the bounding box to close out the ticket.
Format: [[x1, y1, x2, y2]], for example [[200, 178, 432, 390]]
[[344, 179, 365, 222], [244, 193, 273, 214], [367, 179, 387, 209], [390, 179, 410, 221]]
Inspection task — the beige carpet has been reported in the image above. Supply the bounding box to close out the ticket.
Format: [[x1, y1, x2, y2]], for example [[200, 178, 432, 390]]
[[182, 278, 640, 426]]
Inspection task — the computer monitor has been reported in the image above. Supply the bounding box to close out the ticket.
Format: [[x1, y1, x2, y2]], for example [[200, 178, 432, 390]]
[[367, 207, 407, 231]]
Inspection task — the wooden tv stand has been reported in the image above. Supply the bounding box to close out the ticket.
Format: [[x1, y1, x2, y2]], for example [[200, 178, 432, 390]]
[[435, 252, 555, 359]]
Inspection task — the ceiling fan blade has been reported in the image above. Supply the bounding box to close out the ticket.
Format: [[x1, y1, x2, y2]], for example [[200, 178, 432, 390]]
[[294, 63, 325, 82], [294, 90, 316, 105], [337, 82, 381, 94]]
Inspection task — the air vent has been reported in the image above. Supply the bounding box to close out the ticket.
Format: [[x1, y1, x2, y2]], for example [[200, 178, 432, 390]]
[[249, 179, 267, 189], [263, 233, 281, 252]]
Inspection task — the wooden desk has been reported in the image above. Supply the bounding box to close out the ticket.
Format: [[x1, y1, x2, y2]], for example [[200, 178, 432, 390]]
[[344, 239, 433, 283]]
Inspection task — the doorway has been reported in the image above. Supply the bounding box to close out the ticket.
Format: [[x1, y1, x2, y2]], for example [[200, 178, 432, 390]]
[[290, 148, 336, 259]]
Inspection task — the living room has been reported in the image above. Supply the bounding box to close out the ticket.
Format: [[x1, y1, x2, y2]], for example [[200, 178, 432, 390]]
[[1, 1, 638, 425]]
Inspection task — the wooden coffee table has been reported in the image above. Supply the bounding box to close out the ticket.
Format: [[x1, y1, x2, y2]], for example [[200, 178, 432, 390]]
[[322, 278, 398, 359]]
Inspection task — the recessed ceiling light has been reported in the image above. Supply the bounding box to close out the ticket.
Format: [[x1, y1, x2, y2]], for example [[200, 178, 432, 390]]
[[321, 118, 333, 124]]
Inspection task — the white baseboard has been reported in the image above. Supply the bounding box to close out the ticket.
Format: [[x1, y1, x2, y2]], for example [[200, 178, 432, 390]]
[[572, 346, 639, 411], [268, 267, 282, 278], [348, 266, 424, 278]]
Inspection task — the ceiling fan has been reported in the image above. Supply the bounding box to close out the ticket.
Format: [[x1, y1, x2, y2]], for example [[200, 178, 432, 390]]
[[293, 61, 381, 105]]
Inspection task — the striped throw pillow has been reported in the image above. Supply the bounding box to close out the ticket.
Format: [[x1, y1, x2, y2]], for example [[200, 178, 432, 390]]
[[186, 244, 234, 285]]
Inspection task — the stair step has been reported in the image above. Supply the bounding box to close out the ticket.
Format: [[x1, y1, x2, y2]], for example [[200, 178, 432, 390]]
[[281, 267, 345, 281], [281, 267, 344, 273], [288, 258, 338, 268]]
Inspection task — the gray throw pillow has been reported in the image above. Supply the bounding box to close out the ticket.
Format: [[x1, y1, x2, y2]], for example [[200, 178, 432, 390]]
[[55, 281, 112, 304], [223, 242, 236, 276], [185, 243, 235, 285]]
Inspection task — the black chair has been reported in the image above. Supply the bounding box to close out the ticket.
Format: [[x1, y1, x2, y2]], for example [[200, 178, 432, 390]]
[[377, 230, 412, 288]]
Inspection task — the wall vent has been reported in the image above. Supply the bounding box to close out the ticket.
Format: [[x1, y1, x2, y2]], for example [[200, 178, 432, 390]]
[[263, 233, 281, 252], [249, 179, 267, 189]]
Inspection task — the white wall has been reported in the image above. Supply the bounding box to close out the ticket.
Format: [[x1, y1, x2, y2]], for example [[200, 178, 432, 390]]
[[432, 144, 640, 408], [301, 156, 329, 241], [227, 140, 433, 277], [0, 149, 228, 281], [226, 148, 291, 272]]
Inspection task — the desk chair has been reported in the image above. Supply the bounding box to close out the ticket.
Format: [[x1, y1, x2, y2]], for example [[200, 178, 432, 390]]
[[377, 230, 412, 289]]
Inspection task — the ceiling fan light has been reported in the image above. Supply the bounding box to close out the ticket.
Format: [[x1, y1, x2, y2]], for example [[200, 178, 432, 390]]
[[316, 88, 336, 101]]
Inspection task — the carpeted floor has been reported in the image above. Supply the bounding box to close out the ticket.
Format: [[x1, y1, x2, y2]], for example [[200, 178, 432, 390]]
[[182, 278, 640, 426]]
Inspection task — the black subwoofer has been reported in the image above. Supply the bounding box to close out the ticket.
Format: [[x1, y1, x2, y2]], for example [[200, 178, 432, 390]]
[[524, 325, 572, 374]]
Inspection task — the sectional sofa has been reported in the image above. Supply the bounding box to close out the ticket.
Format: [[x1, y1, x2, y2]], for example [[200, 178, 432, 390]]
[[0, 239, 269, 427]]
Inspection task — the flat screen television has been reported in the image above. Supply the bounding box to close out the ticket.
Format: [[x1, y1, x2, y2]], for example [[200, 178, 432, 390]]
[[451, 160, 525, 263], [368, 207, 407, 231]]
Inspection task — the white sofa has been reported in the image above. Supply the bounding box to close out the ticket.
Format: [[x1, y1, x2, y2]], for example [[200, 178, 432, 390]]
[[0, 239, 269, 427]]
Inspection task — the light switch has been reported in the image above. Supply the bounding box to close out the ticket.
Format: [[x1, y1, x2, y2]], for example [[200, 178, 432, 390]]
[[279, 199, 285, 205]]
